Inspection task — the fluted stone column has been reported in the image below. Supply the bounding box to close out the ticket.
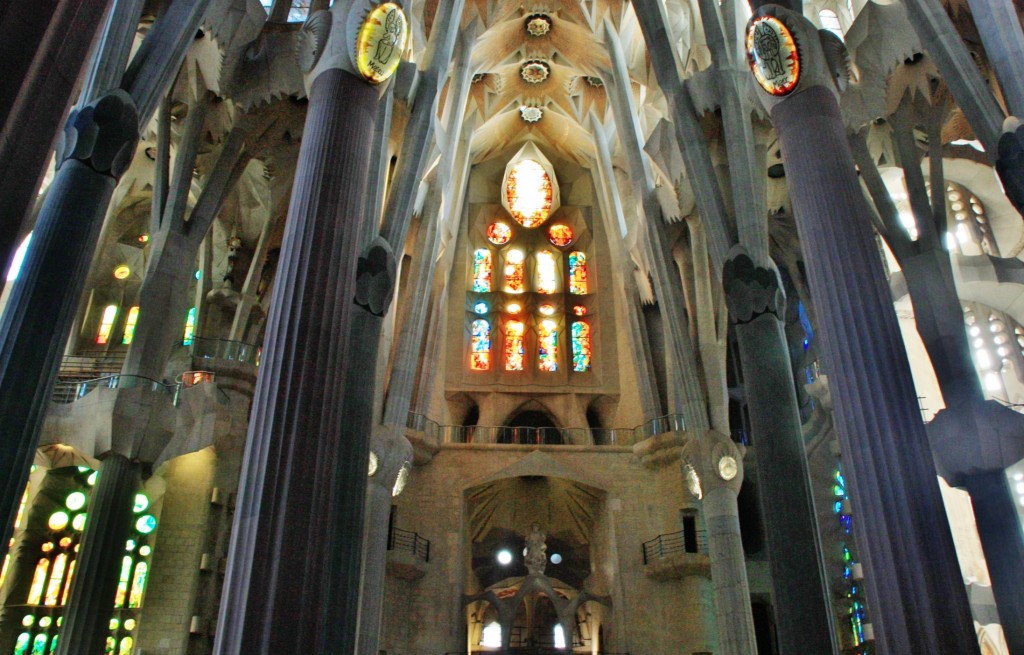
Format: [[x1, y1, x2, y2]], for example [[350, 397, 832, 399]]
[[55, 454, 142, 655], [724, 250, 836, 654], [682, 434, 756, 655], [748, 7, 979, 653], [0, 90, 138, 551], [215, 5, 405, 650]]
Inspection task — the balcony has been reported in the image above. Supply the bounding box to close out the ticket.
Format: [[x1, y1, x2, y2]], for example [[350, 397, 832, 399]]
[[387, 527, 430, 580], [641, 529, 711, 580]]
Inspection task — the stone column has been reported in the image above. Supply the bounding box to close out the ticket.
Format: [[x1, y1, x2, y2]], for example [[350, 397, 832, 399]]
[[0, 0, 114, 273], [682, 434, 756, 655], [0, 91, 138, 551], [724, 250, 836, 654], [215, 5, 404, 650], [748, 7, 980, 653], [356, 433, 412, 655], [55, 454, 142, 655], [962, 470, 1024, 654]]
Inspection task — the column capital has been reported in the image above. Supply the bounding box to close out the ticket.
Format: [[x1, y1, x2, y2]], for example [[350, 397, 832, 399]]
[[354, 237, 398, 317], [723, 247, 785, 324], [56, 89, 139, 179], [368, 431, 413, 494], [299, 2, 409, 97]]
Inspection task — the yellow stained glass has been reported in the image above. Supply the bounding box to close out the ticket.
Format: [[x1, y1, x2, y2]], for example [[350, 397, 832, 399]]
[[470, 320, 491, 371], [15, 487, 28, 528], [536, 250, 557, 294], [572, 321, 592, 372], [122, 306, 140, 345], [548, 224, 574, 246], [538, 320, 558, 371], [505, 321, 525, 371], [118, 637, 134, 655], [569, 251, 588, 294], [14, 633, 29, 655], [115, 556, 132, 608], [0, 554, 10, 588], [43, 553, 66, 606], [487, 222, 512, 245], [96, 305, 118, 345], [504, 250, 525, 293], [128, 562, 148, 608], [61, 560, 75, 605], [27, 558, 49, 605], [505, 160, 553, 227]]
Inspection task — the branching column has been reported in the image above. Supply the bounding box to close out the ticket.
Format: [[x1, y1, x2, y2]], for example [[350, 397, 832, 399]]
[[748, 7, 979, 653]]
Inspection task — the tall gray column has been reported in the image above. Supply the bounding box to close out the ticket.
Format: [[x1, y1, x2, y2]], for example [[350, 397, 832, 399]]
[[0, 0, 115, 274], [213, 65, 382, 653], [750, 8, 980, 652], [55, 454, 141, 655], [0, 90, 138, 552], [725, 251, 836, 655], [962, 470, 1024, 654]]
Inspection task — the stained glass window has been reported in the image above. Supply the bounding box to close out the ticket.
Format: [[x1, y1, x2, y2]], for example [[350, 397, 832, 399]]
[[572, 305, 587, 316], [505, 321, 525, 371], [474, 302, 489, 315], [472, 249, 492, 292], [536, 250, 557, 294], [572, 322, 592, 372], [548, 224, 573, 246], [96, 305, 118, 345], [538, 320, 558, 371], [121, 307, 139, 345], [568, 251, 588, 294], [505, 160, 554, 227], [504, 250, 525, 293], [470, 319, 491, 371], [183, 307, 197, 346], [539, 304, 555, 316], [487, 222, 512, 245]]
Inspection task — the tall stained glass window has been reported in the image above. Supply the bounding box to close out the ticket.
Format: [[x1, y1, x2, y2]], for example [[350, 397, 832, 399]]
[[13, 468, 157, 655], [505, 160, 554, 227], [536, 250, 557, 294], [183, 307, 197, 346], [505, 321, 525, 371], [472, 249, 492, 292], [504, 250, 525, 293], [121, 307, 140, 345], [572, 322, 592, 372], [470, 319, 491, 371], [568, 252, 588, 294], [96, 305, 118, 345], [538, 320, 558, 371]]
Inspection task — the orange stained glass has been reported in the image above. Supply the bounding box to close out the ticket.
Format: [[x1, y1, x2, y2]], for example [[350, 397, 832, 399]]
[[505, 321, 526, 371], [538, 320, 558, 372], [505, 160, 554, 227], [15, 487, 28, 529], [61, 560, 75, 605], [470, 319, 491, 371], [548, 224, 574, 246], [472, 249, 492, 292], [568, 251, 588, 294], [572, 305, 587, 316], [96, 305, 118, 345], [27, 559, 49, 605], [487, 222, 512, 245], [43, 554, 66, 606], [0, 554, 9, 589], [504, 250, 525, 293], [536, 250, 557, 294]]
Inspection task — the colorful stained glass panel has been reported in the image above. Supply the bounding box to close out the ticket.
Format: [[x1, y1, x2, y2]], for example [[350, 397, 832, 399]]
[[547, 224, 573, 246], [470, 319, 491, 371], [568, 251, 588, 294], [536, 250, 557, 294], [504, 250, 525, 293], [505, 321, 525, 371], [487, 222, 512, 245], [572, 322, 592, 372], [472, 249, 492, 292], [505, 160, 554, 227], [538, 320, 558, 371]]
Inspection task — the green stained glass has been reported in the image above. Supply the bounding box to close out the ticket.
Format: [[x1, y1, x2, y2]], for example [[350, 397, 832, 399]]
[[31, 634, 47, 655], [133, 494, 149, 514], [14, 634, 29, 655], [183, 307, 197, 346], [135, 515, 157, 534], [118, 637, 133, 655], [571, 321, 592, 372], [115, 557, 132, 608], [471, 249, 492, 292], [65, 492, 86, 511], [128, 562, 148, 607], [45, 636, 56, 655]]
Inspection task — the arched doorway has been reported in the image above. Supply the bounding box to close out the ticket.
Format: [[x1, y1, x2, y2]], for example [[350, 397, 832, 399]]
[[499, 410, 562, 445]]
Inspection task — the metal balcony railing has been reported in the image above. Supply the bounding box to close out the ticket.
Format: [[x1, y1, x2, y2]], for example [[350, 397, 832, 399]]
[[406, 413, 686, 447], [388, 526, 430, 562], [189, 336, 260, 365], [641, 528, 708, 564]]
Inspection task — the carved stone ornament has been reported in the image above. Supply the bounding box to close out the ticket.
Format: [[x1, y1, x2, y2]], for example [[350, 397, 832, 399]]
[[524, 14, 552, 37], [296, 9, 332, 73], [520, 60, 551, 84], [355, 2, 409, 84], [519, 106, 543, 123], [746, 15, 801, 96], [722, 249, 786, 324], [56, 90, 139, 179], [354, 237, 397, 316]]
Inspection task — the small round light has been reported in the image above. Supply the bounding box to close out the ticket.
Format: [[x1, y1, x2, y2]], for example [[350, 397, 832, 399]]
[[496, 549, 513, 565], [572, 306, 587, 316], [87, 472, 98, 486], [550, 553, 562, 564], [126, 539, 136, 552], [133, 494, 149, 513], [48, 512, 69, 531], [21, 615, 34, 627], [40, 542, 54, 553], [113, 265, 131, 280], [72, 514, 86, 531], [548, 224, 574, 247], [135, 515, 157, 534], [139, 545, 151, 557], [369, 451, 379, 477], [58, 537, 72, 549], [38, 617, 51, 628], [124, 619, 137, 631], [474, 302, 489, 315], [539, 304, 555, 316], [109, 618, 119, 631], [507, 303, 522, 314], [65, 492, 87, 511], [718, 455, 738, 481], [487, 222, 512, 245], [194, 270, 202, 280], [138, 234, 150, 244]]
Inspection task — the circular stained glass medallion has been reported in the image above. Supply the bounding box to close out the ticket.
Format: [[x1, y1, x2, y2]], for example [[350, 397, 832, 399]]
[[48, 512, 69, 531], [487, 222, 512, 245], [548, 224, 574, 246], [746, 16, 800, 96], [520, 60, 551, 84]]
